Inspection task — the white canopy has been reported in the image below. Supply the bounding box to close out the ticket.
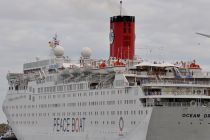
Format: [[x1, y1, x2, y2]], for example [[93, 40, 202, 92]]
[[62, 63, 80, 68], [134, 62, 176, 68]]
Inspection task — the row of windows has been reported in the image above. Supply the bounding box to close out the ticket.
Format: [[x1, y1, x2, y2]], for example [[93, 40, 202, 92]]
[[10, 82, 88, 93], [10, 121, 38, 125], [37, 83, 88, 94], [4, 99, 137, 110], [90, 120, 137, 125], [10, 120, 209, 127], [9, 86, 27, 91], [7, 110, 148, 118], [8, 95, 26, 102], [10, 120, 139, 126], [37, 89, 129, 101]]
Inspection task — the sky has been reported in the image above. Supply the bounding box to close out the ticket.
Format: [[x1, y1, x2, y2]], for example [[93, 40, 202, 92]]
[[0, 0, 210, 122]]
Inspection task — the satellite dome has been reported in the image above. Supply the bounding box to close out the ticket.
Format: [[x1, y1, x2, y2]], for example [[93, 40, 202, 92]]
[[53, 45, 64, 57], [81, 47, 92, 58]]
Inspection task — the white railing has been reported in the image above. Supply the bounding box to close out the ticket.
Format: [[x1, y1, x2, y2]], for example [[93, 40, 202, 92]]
[[144, 101, 209, 107], [142, 79, 210, 86]]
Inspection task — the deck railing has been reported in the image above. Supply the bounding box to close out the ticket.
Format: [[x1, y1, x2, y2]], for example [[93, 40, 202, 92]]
[[143, 101, 210, 107], [141, 79, 210, 86]]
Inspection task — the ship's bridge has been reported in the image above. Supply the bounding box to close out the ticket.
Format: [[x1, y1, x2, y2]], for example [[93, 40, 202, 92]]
[[23, 59, 55, 74]]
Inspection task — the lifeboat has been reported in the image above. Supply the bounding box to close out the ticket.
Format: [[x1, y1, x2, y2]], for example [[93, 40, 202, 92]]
[[189, 63, 200, 69], [113, 59, 125, 67], [99, 61, 106, 69]]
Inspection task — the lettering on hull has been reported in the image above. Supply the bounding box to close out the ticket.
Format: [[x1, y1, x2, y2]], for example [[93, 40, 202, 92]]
[[53, 117, 86, 133], [182, 114, 210, 118]]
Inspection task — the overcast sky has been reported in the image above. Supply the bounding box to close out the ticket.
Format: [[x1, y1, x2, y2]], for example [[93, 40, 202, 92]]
[[0, 0, 210, 122]]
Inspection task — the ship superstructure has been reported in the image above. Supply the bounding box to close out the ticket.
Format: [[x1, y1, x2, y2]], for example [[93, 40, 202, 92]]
[[3, 2, 210, 140]]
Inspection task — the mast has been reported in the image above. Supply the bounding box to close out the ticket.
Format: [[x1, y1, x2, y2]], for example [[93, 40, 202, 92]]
[[120, 0, 122, 16]]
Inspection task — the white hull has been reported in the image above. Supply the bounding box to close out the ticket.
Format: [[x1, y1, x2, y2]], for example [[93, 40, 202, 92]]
[[3, 87, 210, 140], [3, 87, 152, 140], [147, 106, 210, 140]]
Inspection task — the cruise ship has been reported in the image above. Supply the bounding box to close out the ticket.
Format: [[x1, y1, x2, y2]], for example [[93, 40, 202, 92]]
[[3, 2, 210, 140]]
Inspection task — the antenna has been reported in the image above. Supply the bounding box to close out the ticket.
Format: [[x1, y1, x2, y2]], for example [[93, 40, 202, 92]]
[[120, 0, 122, 16], [53, 33, 59, 46], [196, 32, 210, 38], [49, 33, 59, 48]]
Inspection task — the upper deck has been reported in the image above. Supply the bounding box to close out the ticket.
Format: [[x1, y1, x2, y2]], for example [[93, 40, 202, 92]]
[[5, 42, 210, 101]]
